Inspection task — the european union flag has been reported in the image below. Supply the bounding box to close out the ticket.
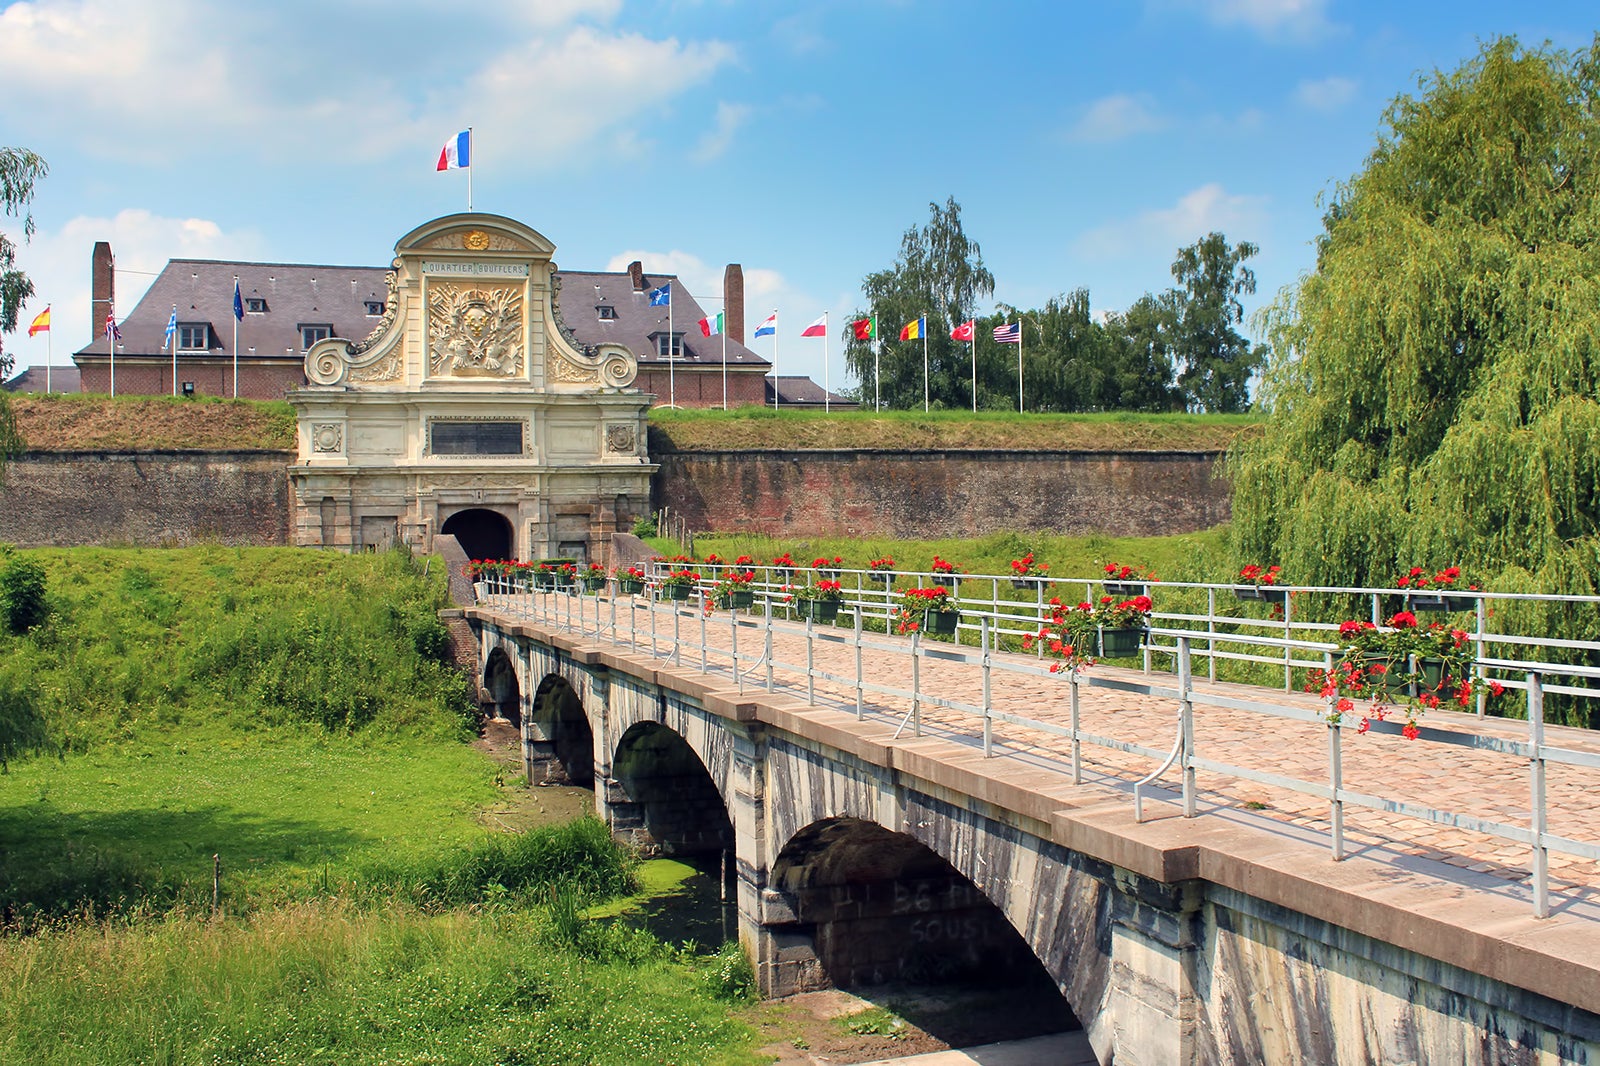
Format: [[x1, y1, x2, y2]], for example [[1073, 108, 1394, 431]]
[[648, 284, 671, 306], [233, 279, 244, 321]]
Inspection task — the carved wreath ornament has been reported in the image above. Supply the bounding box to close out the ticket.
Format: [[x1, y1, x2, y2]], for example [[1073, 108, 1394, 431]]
[[428, 284, 525, 377]]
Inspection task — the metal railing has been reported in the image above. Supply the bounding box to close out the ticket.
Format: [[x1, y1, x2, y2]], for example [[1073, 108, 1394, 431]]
[[471, 569, 1600, 918]]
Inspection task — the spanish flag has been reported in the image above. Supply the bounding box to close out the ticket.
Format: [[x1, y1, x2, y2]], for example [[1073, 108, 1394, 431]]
[[28, 306, 50, 337], [899, 316, 925, 341]]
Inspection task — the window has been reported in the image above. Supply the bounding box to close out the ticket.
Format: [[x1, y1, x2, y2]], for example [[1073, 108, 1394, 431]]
[[299, 324, 332, 349], [244, 297, 267, 314], [364, 300, 385, 316], [596, 305, 617, 320], [654, 332, 684, 357], [177, 323, 209, 350]]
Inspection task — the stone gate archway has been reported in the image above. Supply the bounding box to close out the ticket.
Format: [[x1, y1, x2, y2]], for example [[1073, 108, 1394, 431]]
[[482, 647, 521, 726], [440, 507, 513, 562]]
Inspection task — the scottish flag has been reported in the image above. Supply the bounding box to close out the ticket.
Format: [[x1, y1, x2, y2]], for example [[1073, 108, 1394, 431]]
[[164, 307, 177, 347]]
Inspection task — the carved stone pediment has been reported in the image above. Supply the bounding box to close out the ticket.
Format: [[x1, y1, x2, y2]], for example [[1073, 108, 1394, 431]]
[[427, 281, 525, 378], [423, 228, 531, 253]]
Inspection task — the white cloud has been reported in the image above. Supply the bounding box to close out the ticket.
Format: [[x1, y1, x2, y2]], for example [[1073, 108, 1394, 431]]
[[1294, 75, 1358, 113], [0, 1, 734, 170], [1069, 94, 1168, 143], [1171, 0, 1335, 41], [1074, 183, 1268, 262], [5, 209, 262, 364], [691, 102, 753, 163]]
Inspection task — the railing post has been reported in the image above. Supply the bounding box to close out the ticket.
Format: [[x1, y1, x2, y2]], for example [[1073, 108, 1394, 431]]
[[1281, 591, 1293, 692], [981, 616, 993, 757], [854, 607, 865, 720], [1529, 671, 1549, 919], [1207, 586, 1217, 682], [764, 599, 775, 693], [699, 596, 708, 673], [806, 615, 816, 706], [1070, 670, 1082, 785], [1179, 636, 1195, 818], [649, 588, 658, 657], [1325, 650, 1344, 861], [731, 605, 741, 694], [672, 594, 681, 667], [1475, 597, 1489, 718], [911, 629, 922, 738]]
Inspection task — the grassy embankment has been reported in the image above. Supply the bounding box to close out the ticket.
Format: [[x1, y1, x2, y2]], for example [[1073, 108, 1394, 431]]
[[0, 547, 762, 1065]]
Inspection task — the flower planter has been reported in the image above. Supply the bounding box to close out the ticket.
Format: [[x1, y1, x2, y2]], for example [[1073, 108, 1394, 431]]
[[1103, 582, 1147, 599], [921, 609, 959, 636], [1409, 592, 1476, 613], [662, 584, 693, 602], [932, 575, 958, 589], [533, 573, 556, 589], [720, 590, 755, 610], [1097, 627, 1144, 658], [619, 578, 645, 596], [1011, 577, 1042, 591], [814, 569, 840, 582], [582, 576, 606, 593], [1355, 656, 1405, 695], [798, 599, 840, 623], [774, 568, 792, 584], [872, 573, 895, 589], [1233, 585, 1287, 606]]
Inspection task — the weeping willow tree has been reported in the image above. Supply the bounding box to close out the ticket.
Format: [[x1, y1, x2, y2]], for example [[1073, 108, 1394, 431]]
[[1231, 38, 1600, 721]]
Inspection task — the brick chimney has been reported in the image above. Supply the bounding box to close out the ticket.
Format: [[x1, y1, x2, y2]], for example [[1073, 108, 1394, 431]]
[[92, 241, 114, 337], [723, 264, 745, 345], [628, 260, 646, 291]]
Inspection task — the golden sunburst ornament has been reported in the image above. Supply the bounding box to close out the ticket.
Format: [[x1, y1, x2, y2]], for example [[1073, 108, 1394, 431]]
[[463, 230, 490, 251]]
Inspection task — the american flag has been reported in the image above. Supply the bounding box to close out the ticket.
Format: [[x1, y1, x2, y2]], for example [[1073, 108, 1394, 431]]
[[993, 322, 1021, 344]]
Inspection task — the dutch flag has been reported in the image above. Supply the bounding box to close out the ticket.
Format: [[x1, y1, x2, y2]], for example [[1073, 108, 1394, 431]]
[[436, 130, 471, 171]]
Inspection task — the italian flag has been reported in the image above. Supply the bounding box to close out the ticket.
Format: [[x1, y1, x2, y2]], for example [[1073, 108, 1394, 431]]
[[698, 311, 723, 337]]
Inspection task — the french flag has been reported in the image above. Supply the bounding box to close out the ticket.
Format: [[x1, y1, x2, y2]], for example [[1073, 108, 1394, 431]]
[[436, 130, 471, 171]]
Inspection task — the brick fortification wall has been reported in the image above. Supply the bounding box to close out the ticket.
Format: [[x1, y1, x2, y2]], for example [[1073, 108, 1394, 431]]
[[0, 451, 292, 547], [651, 449, 1230, 538]]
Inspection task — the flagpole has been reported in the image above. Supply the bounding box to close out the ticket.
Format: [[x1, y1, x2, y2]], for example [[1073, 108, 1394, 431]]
[[171, 304, 177, 396], [232, 276, 240, 399], [969, 321, 976, 413], [823, 311, 830, 414], [668, 282, 675, 409], [466, 127, 474, 212], [109, 313, 116, 399], [922, 317, 929, 413], [45, 312, 52, 394], [720, 311, 727, 411], [1018, 322, 1025, 413], [872, 315, 880, 412]]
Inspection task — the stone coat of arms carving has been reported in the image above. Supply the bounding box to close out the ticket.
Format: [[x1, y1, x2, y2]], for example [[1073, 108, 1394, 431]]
[[428, 282, 525, 377]]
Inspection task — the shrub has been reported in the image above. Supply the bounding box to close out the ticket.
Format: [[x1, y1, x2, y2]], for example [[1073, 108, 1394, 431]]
[[0, 555, 48, 633]]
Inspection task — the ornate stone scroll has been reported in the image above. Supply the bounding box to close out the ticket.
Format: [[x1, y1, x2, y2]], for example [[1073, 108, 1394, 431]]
[[427, 281, 525, 378]]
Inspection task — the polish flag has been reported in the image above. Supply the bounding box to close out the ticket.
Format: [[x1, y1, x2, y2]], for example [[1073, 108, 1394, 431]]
[[800, 315, 827, 338]]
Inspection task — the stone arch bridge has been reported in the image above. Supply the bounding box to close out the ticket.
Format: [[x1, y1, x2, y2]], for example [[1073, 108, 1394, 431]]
[[467, 605, 1600, 1065]]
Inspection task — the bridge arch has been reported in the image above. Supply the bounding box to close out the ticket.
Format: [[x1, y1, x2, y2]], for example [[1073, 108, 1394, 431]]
[[609, 720, 733, 858], [440, 507, 514, 561], [765, 816, 1084, 1045], [482, 647, 521, 726], [528, 674, 595, 787]]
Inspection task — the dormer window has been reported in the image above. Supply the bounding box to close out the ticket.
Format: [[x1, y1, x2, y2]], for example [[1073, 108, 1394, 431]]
[[177, 323, 210, 351], [654, 332, 684, 357], [597, 305, 617, 320], [299, 324, 332, 349], [244, 297, 267, 314], [364, 300, 385, 316]]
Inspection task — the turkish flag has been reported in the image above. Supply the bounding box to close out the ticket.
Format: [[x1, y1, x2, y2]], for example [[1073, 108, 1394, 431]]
[[950, 320, 975, 342]]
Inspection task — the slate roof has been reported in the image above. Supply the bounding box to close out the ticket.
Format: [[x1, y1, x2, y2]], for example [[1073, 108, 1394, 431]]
[[3, 365, 80, 393], [767, 374, 856, 407], [78, 259, 771, 372]]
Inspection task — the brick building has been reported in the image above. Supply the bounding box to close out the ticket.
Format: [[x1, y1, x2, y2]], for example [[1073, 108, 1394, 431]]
[[73, 242, 773, 407]]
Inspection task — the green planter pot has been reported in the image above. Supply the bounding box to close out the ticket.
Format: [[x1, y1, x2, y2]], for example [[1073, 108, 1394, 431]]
[[932, 574, 958, 589], [798, 599, 840, 623], [663, 584, 693, 602], [921, 608, 959, 636], [1103, 582, 1147, 599], [1356, 656, 1405, 695], [1233, 585, 1287, 606], [1011, 577, 1042, 591], [533, 572, 556, 589], [727, 589, 755, 610], [1409, 592, 1476, 613], [1097, 627, 1145, 658], [582, 576, 606, 593], [619, 578, 645, 596]]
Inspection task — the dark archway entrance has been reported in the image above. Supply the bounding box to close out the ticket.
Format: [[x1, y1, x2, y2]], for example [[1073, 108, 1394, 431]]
[[528, 676, 594, 787], [482, 648, 521, 727], [768, 817, 1081, 1049], [610, 722, 732, 857], [440, 508, 513, 561]]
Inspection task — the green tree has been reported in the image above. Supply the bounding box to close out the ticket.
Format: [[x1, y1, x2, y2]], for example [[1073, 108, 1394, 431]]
[[0, 147, 45, 469], [1230, 37, 1600, 720], [1103, 293, 1185, 412], [1168, 232, 1261, 413], [844, 197, 995, 409]]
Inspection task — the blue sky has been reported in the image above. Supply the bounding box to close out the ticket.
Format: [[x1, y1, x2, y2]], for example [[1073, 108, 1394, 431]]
[[3, 0, 1596, 392]]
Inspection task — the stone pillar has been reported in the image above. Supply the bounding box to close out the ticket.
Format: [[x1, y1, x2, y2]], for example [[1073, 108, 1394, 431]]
[[1107, 872, 1203, 1065]]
